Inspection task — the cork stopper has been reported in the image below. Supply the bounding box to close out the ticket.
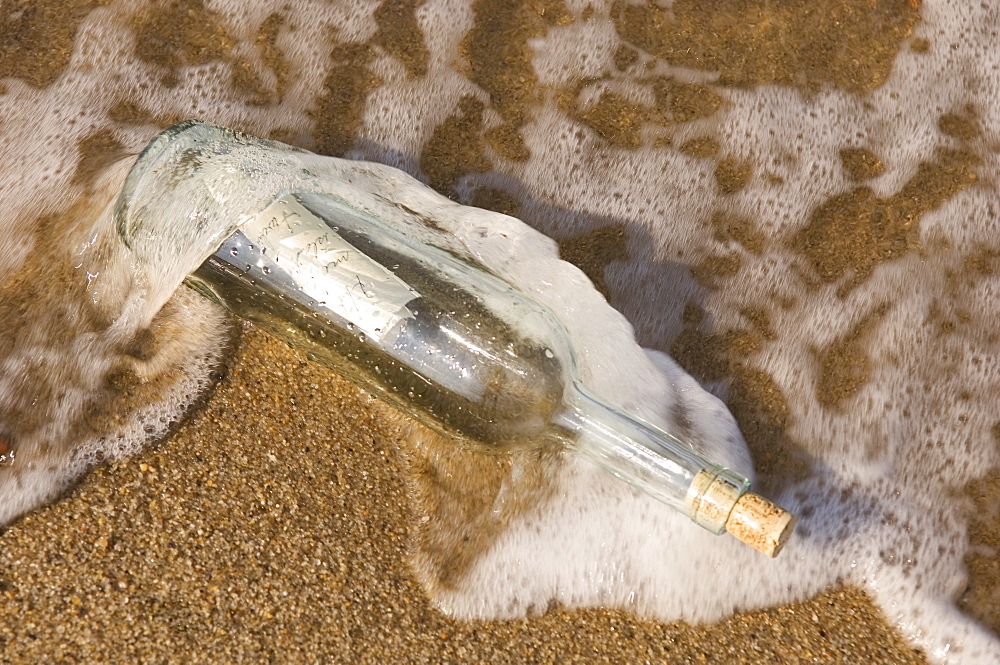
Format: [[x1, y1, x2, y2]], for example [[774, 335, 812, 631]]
[[685, 470, 797, 557], [725, 492, 797, 558]]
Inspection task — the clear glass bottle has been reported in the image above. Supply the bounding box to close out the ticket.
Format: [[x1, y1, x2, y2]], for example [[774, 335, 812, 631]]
[[116, 121, 795, 556]]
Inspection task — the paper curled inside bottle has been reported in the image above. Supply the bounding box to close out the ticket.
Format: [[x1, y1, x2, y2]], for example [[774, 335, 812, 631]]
[[243, 195, 421, 342]]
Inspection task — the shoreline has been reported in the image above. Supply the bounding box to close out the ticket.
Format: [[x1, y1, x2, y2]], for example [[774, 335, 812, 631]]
[[0, 328, 927, 663]]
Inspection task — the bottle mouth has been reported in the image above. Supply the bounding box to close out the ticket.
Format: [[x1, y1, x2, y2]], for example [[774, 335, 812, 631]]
[[684, 468, 749, 534], [685, 468, 796, 556]]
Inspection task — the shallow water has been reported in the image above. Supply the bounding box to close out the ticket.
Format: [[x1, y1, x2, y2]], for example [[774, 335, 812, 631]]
[[1, 1, 999, 663]]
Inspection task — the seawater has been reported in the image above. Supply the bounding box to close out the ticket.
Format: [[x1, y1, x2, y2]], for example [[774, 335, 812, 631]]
[[1, 1, 999, 663]]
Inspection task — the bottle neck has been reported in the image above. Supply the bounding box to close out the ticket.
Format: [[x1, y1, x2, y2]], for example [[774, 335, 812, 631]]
[[553, 383, 750, 535]]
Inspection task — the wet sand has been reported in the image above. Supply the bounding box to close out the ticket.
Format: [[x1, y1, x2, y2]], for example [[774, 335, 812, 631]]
[[0, 327, 927, 664]]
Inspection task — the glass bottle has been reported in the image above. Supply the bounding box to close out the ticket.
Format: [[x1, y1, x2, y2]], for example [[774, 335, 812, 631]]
[[116, 121, 795, 556]]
